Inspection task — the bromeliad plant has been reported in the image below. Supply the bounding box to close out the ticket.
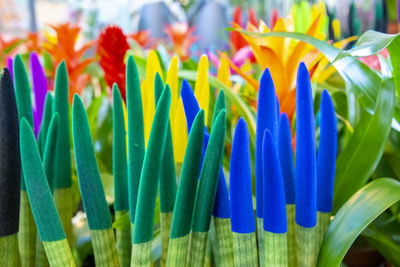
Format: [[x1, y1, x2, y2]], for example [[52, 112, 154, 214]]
[[0, 47, 383, 267], [2, 28, 400, 267]]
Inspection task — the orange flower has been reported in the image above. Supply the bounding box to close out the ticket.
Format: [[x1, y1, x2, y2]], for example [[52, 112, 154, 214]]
[[24, 32, 41, 54], [0, 35, 21, 66], [129, 30, 152, 48], [97, 25, 130, 102], [229, 8, 355, 120], [43, 23, 93, 102], [165, 22, 197, 61]]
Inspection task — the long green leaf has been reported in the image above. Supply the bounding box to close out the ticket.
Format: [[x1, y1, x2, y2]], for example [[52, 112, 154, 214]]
[[231, 29, 400, 121], [332, 78, 395, 211], [317, 178, 400, 267], [334, 31, 400, 60], [362, 224, 400, 266]]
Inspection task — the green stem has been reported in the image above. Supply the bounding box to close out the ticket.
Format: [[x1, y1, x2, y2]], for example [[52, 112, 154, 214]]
[[91, 229, 119, 267], [187, 231, 208, 266], [295, 224, 318, 267], [286, 204, 296, 267], [257, 217, 264, 267], [232, 232, 258, 267], [130, 241, 152, 267], [115, 211, 131, 267], [264, 231, 288, 267], [166, 235, 190, 267], [212, 217, 234, 267], [35, 235, 49, 267], [19, 191, 36, 267], [53, 188, 74, 249], [42, 239, 75, 266], [0, 233, 20, 267], [316, 212, 331, 253], [161, 212, 173, 266]]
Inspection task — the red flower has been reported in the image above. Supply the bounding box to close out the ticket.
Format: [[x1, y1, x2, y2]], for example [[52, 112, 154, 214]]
[[230, 7, 258, 52], [97, 26, 130, 101]]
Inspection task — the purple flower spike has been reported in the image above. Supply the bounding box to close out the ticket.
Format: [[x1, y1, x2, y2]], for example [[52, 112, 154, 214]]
[[6, 58, 13, 81], [30, 52, 48, 138]]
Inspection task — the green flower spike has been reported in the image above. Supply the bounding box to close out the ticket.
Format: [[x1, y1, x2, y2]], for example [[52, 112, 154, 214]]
[[210, 91, 234, 267], [37, 93, 53, 156], [187, 110, 226, 267], [112, 84, 131, 267], [155, 73, 177, 266], [126, 56, 145, 235], [166, 109, 205, 267], [0, 68, 21, 267], [72, 95, 119, 267], [13, 54, 37, 266], [131, 86, 171, 267], [20, 118, 75, 267], [52, 62, 73, 249], [35, 113, 60, 267]]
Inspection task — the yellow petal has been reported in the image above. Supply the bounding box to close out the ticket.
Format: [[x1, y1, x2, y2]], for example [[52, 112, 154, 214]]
[[271, 18, 289, 62], [332, 19, 341, 40], [285, 14, 321, 89], [195, 55, 210, 122], [259, 46, 289, 101], [143, 50, 163, 146], [166, 56, 179, 117], [171, 98, 188, 163], [217, 54, 231, 88]]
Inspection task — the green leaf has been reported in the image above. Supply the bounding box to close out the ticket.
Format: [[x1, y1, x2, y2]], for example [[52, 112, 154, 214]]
[[362, 223, 400, 266], [318, 178, 400, 267], [332, 77, 395, 212], [178, 70, 256, 140], [234, 30, 395, 119], [334, 31, 399, 60], [112, 211, 130, 230]]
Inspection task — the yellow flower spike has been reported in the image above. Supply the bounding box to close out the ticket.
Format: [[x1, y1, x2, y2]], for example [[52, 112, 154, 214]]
[[143, 50, 163, 145], [217, 54, 231, 88], [171, 98, 188, 163], [194, 55, 210, 123], [166, 56, 179, 116], [332, 19, 341, 40]]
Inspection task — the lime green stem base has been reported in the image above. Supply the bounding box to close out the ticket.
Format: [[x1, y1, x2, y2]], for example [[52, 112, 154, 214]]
[[91, 228, 119, 267], [264, 231, 288, 267], [19, 191, 37, 267], [161, 212, 173, 267], [131, 240, 152, 267], [286, 204, 296, 267], [187, 231, 208, 266], [232, 232, 258, 267], [166, 235, 189, 267], [296, 224, 318, 267], [212, 217, 233, 266], [42, 239, 75, 266], [0, 233, 20, 267]]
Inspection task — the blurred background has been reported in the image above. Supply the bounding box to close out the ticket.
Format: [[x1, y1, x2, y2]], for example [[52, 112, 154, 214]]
[[1, 0, 398, 52]]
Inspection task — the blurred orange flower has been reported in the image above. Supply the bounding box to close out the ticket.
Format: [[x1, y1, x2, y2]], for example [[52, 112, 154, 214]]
[[165, 22, 197, 61], [0, 35, 21, 66], [43, 23, 93, 102]]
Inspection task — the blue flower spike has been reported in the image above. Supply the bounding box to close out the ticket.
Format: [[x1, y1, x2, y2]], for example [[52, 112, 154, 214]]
[[181, 79, 201, 132], [229, 118, 258, 266], [255, 68, 278, 265], [262, 129, 288, 266], [295, 62, 318, 266], [316, 89, 337, 247], [278, 112, 297, 266]]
